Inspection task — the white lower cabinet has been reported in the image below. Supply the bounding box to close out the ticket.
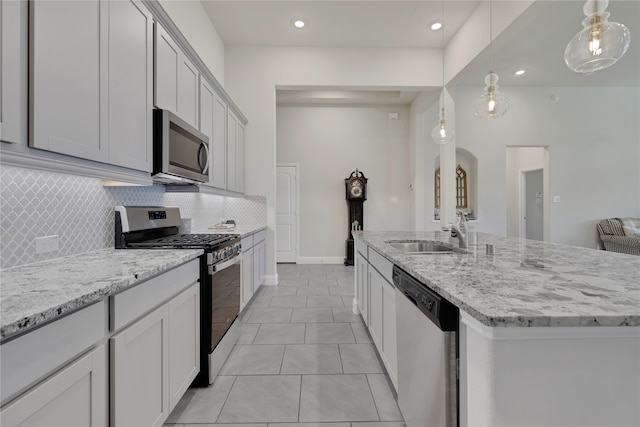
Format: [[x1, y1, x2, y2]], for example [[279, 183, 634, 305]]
[[110, 281, 199, 427], [168, 285, 200, 411], [0, 345, 107, 427], [111, 304, 170, 427], [357, 241, 398, 390], [241, 247, 254, 310]]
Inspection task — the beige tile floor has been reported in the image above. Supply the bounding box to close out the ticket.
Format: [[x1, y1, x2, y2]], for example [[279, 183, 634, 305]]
[[164, 264, 405, 427]]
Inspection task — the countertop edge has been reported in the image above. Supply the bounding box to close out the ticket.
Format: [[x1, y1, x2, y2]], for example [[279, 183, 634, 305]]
[[354, 232, 640, 328], [0, 249, 203, 341]]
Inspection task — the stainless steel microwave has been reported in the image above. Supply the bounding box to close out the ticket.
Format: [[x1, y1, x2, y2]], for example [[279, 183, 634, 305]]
[[153, 109, 209, 184]]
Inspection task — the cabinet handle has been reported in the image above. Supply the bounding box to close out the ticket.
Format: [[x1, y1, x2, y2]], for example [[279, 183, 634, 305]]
[[197, 141, 210, 174]]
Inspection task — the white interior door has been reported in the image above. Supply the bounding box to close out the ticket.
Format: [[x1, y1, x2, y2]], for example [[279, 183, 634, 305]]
[[525, 169, 544, 241], [276, 165, 298, 263]]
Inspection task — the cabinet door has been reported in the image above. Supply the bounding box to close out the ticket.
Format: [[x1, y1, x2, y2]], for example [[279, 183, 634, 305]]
[[111, 305, 169, 427], [199, 77, 215, 184], [381, 278, 397, 388], [356, 253, 369, 324], [240, 248, 254, 310], [0, 0, 28, 144], [236, 122, 245, 193], [0, 345, 107, 427], [30, 0, 107, 162], [154, 23, 179, 113], [107, 0, 152, 171], [179, 55, 199, 128], [368, 267, 383, 350], [226, 110, 238, 191], [211, 94, 227, 189], [253, 242, 261, 294], [168, 284, 200, 411], [257, 240, 266, 286]]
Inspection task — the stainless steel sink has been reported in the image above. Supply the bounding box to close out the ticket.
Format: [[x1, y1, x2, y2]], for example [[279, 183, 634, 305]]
[[387, 240, 455, 254]]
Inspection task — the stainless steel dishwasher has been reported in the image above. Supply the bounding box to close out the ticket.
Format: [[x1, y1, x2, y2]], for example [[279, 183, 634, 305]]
[[393, 265, 459, 427]]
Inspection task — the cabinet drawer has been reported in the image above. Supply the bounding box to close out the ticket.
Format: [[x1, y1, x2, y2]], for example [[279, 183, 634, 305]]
[[254, 229, 266, 244], [241, 235, 254, 251], [110, 259, 199, 332], [1, 300, 107, 406], [369, 248, 394, 284]]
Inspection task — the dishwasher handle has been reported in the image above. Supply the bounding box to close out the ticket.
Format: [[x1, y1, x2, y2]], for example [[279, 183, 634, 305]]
[[404, 291, 418, 306]]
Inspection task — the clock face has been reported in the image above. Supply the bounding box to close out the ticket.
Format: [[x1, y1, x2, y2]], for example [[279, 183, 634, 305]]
[[350, 180, 363, 198]]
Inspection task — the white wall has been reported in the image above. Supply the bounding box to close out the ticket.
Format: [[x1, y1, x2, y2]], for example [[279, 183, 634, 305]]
[[454, 86, 640, 249], [159, 0, 225, 85], [225, 46, 442, 275], [505, 147, 545, 238], [276, 105, 412, 261]]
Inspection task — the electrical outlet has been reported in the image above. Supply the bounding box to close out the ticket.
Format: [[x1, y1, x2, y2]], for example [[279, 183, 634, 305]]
[[35, 235, 60, 254], [553, 196, 561, 203]]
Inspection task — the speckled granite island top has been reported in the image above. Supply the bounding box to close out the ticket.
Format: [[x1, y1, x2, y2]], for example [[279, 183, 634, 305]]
[[0, 248, 203, 340], [355, 231, 640, 328]]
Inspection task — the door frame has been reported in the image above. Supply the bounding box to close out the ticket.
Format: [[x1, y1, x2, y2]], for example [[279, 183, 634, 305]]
[[276, 163, 300, 263]]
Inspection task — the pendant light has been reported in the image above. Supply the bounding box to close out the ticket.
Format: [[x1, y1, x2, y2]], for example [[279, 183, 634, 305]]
[[564, 0, 631, 74], [431, 1, 454, 144], [474, 0, 508, 119]]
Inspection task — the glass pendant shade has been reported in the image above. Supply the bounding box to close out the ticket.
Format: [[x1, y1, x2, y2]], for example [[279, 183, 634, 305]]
[[431, 108, 454, 144], [564, 0, 631, 73], [474, 72, 509, 119]]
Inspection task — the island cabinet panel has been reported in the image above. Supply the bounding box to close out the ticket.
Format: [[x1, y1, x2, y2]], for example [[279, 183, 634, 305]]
[[460, 313, 640, 427], [0, 345, 107, 427], [111, 305, 170, 427], [30, 0, 106, 162], [355, 251, 369, 324], [368, 265, 397, 387], [368, 266, 384, 349]]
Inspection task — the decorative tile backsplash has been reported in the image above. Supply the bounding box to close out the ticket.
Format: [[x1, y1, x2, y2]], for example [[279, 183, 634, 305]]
[[0, 165, 266, 269]]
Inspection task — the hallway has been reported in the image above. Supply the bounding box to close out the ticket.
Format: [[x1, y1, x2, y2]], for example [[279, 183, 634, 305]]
[[164, 264, 404, 427]]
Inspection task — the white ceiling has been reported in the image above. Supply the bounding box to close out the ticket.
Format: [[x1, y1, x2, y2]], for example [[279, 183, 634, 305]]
[[200, 0, 640, 105], [200, 1, 480, 48]]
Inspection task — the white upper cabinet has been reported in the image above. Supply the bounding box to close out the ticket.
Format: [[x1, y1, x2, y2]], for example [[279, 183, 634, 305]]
[[199, 78, 227, 190], [0, 0, 28, 145], [30, 0, 107, 162], [179, 56, 199, 128], [154, 22, 199, 129], [226, 110, 244, 193], [107, 0, 153, 171], [212, 94, 228, 189], [29, 0, 153, 171], [154, 23, 179, 113]]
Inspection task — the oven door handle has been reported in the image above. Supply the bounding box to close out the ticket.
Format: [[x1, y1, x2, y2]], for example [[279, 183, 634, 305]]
[[208, 253, 240, 275]]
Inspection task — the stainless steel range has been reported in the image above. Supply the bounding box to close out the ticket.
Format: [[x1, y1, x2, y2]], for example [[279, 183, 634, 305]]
[[114, 206, 241, 386]]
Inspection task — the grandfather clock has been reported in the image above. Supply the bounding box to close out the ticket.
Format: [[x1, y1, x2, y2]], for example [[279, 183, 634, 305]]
[[344, 169, 368, 266]]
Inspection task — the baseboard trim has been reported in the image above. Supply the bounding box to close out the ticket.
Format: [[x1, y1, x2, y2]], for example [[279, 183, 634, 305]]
[[296, 257, 345, 265]]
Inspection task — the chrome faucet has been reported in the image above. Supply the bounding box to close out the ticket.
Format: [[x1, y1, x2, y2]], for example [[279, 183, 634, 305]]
[[450, 212, 468, 248]]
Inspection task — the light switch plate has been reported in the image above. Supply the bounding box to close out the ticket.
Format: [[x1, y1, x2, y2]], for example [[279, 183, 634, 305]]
[[35, 235, 60, 254]]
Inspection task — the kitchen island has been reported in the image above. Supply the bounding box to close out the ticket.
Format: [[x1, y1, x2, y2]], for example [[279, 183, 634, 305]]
[[354, 230, 640, 427]]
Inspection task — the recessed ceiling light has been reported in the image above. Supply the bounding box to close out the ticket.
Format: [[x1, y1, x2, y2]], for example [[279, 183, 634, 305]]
[[431, 22, 442, 31], [293, 20, 305, 29], [514, 69, 526, 76]]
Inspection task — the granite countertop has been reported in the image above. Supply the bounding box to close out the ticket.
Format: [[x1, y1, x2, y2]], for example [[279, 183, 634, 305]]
[[194, 225, 266, 237], [355, 231, 640, 328], [0, 248, 203, 340]]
